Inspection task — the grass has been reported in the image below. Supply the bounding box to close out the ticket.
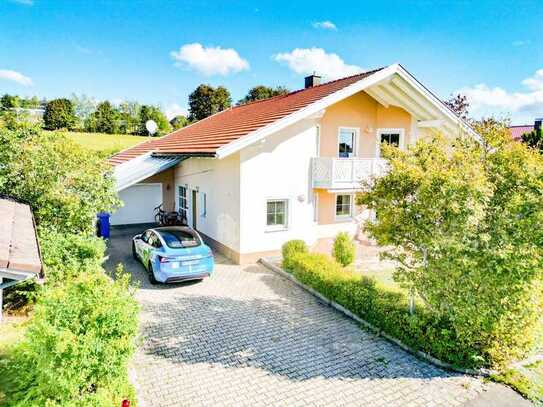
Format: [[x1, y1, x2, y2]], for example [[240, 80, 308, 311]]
[[46, 131, 150, 155], [492, 360, 543, 403]]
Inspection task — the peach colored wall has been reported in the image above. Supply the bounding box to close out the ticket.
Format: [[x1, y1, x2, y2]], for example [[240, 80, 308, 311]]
[[141, 167, 175, 211], [319, 91, 412, 158], [317, 90, 412, 225]]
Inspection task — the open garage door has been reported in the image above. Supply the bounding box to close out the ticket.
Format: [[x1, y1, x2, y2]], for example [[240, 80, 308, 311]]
[[111, 183, 162, 225]]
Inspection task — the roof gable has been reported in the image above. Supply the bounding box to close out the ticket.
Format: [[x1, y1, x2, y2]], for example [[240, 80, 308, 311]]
[[109, 63, 479, 165]]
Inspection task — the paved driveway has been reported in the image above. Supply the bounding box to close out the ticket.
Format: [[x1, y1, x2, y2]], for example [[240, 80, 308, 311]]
[[105, 226, 529, 407]]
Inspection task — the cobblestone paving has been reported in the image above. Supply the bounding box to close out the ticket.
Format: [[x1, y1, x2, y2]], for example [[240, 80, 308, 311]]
[[105, 227, 525, 407]]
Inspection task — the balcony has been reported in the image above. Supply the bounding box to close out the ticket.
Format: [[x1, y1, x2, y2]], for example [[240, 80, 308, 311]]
[[311, 157, 388, 190]]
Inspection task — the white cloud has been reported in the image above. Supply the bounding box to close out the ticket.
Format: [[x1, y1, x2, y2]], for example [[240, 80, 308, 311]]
[[312, 21, 337, 31], [165, 103, 189, 120], [0, 69, 33, 86], [170, 43, 249, 76], [458, 69, 543, 123], [273, 47, 362, 80]]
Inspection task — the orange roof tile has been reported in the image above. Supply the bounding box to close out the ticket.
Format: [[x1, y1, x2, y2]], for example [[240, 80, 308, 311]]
[[109, 68, 384, 165]]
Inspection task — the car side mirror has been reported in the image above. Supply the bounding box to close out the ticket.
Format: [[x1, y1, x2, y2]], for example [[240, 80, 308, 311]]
[[134, 234, 142, 240]]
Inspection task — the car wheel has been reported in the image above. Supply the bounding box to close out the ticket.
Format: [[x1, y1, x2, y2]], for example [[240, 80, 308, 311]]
[[148, 261, 158, 285], [132, 241, 138, 260]]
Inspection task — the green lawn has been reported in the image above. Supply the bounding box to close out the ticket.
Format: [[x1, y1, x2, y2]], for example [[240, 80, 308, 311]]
[[46, 131, 149, 155]]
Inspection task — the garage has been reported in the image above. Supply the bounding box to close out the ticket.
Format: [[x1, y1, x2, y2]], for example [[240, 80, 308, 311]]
[[110, 183, 162, 225]]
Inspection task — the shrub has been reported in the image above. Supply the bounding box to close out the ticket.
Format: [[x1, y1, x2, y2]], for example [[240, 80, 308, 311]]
[[287, 252, 478, 367], [359, 126, 543, 368], [38, 229, 106, 284], [281, 239, 308, 271], [332, 232, 355, 267], [1, 269, 139, 406]]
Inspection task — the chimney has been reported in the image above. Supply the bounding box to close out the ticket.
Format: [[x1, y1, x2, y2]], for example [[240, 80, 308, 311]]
[[305, 74, 321, 89], [535, 118, 542, 134]]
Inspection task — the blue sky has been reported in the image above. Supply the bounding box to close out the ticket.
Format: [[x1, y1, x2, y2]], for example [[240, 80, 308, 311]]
[[1, 0, 542, 124]]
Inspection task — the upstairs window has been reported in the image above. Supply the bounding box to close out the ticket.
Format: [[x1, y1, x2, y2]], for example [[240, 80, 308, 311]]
[[376, 128, 404, 157], [338, 128, 356, 158]]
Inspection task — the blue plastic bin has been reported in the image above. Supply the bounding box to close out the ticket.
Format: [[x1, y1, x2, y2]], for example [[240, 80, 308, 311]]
[[97, 212, 110, 239]]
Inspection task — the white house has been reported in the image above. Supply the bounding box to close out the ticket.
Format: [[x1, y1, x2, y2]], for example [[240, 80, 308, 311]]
[[108, 64, 477, 264]]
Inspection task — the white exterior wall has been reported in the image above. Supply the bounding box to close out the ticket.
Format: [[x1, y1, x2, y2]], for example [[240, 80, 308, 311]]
[[174, 154, 241, 252], [238, 120, 323, 254]]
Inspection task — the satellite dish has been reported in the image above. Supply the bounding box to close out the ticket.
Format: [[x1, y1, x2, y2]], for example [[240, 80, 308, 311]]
[[145, 120, 158, 136]]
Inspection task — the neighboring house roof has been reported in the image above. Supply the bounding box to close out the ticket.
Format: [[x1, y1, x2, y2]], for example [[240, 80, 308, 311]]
[[509, 125, 534, 141], [109, 63, 479, 166], [0, 198, 42, 279]]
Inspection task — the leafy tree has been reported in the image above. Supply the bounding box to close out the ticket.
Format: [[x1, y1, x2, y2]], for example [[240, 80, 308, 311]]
[[118, 100, 141, 134], [20, 96, 41, 109], [0, 127, 119, 234], [43, 98, 77, 130], [137, 105, 170, 136], [87, 101, 120, 134], [332, 232, 355, 267], [238, 85, 289, 105], [71, 93, 97, 129], [188, 84, 232, 121], [0, 94, 21, 109], [445, 93, 470, 120], [170, 114, 189, 130], [360, 124, 543, 367], [522, 130, 543, 151]]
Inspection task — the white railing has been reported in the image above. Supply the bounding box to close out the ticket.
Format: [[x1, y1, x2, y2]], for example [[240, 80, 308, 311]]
[[312, 157, 388, 189]]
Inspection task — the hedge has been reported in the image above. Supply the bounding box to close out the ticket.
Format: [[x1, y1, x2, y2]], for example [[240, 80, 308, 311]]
[[284, 250, 487, 368]]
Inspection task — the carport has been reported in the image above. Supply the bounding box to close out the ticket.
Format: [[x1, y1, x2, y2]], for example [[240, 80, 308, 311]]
[[0, 197, 43, 321], [111, 152, 185, 225]]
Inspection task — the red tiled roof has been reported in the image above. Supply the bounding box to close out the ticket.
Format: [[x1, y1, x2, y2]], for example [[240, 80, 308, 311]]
[[509, 125, 534, 141], [0, 198, 42, 275], [109, 68, 384, 165]]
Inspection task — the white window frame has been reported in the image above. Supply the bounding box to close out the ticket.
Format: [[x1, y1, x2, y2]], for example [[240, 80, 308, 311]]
[[337, 127, 360, 158], [176, 184, 188, 219], [200, 192, 207, 218], [334, 193, 354, 221], [265, 198, 289, 232], [375, 128, 405, 157]]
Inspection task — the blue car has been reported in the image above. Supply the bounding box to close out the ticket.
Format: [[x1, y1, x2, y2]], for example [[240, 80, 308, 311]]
[[132, 226, 214, 284]]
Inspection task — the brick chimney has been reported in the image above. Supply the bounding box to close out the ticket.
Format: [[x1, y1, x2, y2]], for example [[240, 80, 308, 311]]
[[304, 74, 322, 88]]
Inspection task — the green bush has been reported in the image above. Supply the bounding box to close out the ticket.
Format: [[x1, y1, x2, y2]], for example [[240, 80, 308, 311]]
[[288, 251, 492, 368], [332, 232, 355, 267], [1, 269, 139, 406], [281, 239, 308, 271], [38, 229, 106, 284]]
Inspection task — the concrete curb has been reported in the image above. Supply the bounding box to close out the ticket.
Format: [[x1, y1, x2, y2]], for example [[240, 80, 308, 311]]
[[259, 257, 496, 377]]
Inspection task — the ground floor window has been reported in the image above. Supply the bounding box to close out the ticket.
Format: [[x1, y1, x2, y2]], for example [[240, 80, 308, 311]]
[[335, 194, 352, 218], [200, 192, 207, 217], [266, 199, 288, 229], [178, 186, 188, 220]]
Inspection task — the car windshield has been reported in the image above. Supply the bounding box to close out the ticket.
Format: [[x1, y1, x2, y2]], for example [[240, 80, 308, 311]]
[[158, 229, 201, 249]]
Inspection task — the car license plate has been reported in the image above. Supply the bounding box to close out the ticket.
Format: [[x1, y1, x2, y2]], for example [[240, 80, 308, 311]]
[[182, 260, 199, 266], [170, 262, 179, 269]]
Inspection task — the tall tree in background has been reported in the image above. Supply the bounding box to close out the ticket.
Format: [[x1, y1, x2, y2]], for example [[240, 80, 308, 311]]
[[238, 85, 289, 105], [86, 101, 120, 134], [1, 94, 21, 109], [71, 94, 97, 130], [445, 93, 470, 120], [43, 98, 77, 130], [118, 101, 141, 134], [188, 84, 232, 121], [138, 105, 170, 136], [170, 115, 189, 130]]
